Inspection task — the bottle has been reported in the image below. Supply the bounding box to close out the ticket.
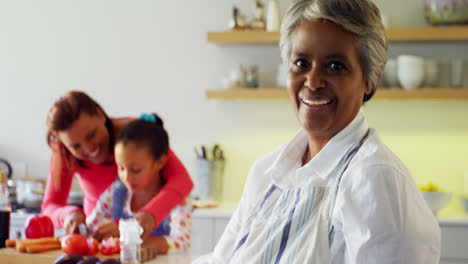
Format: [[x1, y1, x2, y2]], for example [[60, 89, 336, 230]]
[[0, 171, 11, 248], [120, 218, 143, 264], [266, 0, 280, 32], [247, 65, 259, 88]]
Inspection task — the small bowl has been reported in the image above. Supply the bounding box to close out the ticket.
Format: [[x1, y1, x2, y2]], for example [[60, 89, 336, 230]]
[[424, 0, 468, 25], [421, 191, 452, 214]]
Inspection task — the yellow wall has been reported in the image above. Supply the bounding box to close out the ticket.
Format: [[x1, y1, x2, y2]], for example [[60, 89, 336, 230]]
[[219, 101, 468, 215]]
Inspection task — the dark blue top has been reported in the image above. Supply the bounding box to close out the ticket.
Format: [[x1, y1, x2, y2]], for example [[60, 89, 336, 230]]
[[111, 178, 170, 236]]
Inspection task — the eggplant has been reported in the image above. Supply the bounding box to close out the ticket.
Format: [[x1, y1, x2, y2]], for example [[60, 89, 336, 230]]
[[53, 253, 83, 264], [77, 256, 100, 264], [96, 259, 121, 264]]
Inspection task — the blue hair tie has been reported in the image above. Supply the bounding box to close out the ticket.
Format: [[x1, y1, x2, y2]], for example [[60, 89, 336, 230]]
[[139, 113, 157, 123]]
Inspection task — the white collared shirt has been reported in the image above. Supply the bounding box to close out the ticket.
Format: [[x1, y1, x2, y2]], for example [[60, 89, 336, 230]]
[[202, 108, 440, 264]]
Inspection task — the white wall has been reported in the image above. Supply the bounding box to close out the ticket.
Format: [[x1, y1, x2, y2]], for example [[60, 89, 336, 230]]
[[1, 0, 468, 204]]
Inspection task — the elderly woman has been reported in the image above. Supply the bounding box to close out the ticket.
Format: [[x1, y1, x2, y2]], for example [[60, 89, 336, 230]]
[[194, 0, 440, 263]]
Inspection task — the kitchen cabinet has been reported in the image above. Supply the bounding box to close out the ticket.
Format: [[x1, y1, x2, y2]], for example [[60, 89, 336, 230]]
[[190, 208, 232, 256], [440, 221, 468, 264], [190, 208, 468, 263], [206, 26, 468, 101]]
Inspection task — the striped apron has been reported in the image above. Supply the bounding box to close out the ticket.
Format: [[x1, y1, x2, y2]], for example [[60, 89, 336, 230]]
[[229, 130, 370, 264]]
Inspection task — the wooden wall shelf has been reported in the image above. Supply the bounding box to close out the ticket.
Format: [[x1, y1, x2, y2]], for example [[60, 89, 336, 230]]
[[207, 26, 468, 44], [206, 88, 468, 101]]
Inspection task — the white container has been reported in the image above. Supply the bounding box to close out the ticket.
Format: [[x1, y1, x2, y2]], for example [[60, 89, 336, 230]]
[[424, 59, 439, 87], [383, 58, 399, 88], [194, 158, 225, 201], [450, 58, 464, 88], [397, 55, 425, 90], [120, 218, 143, 264], [266, 0, 280, 32], [421, 191, 452, 215]]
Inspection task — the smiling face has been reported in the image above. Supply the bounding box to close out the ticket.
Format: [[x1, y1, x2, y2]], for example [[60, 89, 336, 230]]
[[115, 142, 166, 194], [287, 19, 370, 142], [57, 111, 111, 164]]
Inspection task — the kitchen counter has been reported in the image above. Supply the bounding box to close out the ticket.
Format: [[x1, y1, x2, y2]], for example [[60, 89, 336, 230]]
[[0, 248, 197, 264], [193, 202, 468, 225], [439, 216, 468, 227]]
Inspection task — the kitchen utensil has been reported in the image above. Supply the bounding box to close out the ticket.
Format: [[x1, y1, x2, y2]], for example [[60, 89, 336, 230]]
[[421, 191, 452, 215], [212, 144, 224, 161], [201, 146, 207, 159], [194, 158, 225, 201], [0, 159, 12, 180], [424, 0, 468, 25]]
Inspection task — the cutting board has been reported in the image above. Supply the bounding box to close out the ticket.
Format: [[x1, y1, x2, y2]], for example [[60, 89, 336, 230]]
[[0, 248, 120, 264], [0, 247, 196, 264]]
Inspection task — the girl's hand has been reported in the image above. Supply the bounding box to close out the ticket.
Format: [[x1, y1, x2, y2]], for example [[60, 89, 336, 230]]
[[63, 210, 86, 235], [135, 211, 155, 241], [92, 219, 120, 241]]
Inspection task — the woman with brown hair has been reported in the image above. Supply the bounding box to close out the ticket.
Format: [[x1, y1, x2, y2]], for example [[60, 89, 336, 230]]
[[41, 90, 193, 240]]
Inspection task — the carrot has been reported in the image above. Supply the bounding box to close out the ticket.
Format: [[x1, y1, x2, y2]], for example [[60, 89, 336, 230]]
[[5, 239, 16, 247], [26, 242, 61, 253], [16, 237, 60, 252]]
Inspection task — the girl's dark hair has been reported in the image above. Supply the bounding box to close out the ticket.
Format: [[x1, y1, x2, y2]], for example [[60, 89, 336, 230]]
[[116, 113, 169, 160]]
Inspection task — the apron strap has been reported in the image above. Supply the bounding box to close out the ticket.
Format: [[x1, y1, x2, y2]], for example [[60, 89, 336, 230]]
[[328, 129, 371, 236]]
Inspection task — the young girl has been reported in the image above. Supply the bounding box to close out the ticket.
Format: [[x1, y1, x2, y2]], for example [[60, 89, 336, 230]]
[[86, 113, 192, 254]]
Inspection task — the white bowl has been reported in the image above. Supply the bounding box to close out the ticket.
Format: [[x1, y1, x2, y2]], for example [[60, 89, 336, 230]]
[[421, 191, 452, 214], [398, 55, 425, 90]]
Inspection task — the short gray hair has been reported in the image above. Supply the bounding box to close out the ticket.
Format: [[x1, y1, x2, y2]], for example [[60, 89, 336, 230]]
[[279, 0, 388, 102]]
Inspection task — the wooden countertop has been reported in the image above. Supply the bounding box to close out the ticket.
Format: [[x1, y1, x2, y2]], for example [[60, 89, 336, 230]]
[[0, 248, 197, 264]]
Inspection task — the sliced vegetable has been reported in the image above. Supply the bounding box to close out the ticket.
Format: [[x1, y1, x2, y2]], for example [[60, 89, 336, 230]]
[[61, 234, 89, 255], [100, 237, 120, 255]]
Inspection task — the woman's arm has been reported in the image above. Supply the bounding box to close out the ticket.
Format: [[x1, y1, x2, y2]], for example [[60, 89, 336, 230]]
[[141, 149, 193, 227], [338, 164, 440, 264], [41, 151, 81, 228]]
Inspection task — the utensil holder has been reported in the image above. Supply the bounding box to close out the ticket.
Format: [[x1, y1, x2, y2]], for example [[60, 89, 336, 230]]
[[194, 158, 225, 201]]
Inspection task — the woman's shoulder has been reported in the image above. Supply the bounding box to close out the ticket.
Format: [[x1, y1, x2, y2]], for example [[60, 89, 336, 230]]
[[353, 129, 410, 175], [111, 116, 135, 136]]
